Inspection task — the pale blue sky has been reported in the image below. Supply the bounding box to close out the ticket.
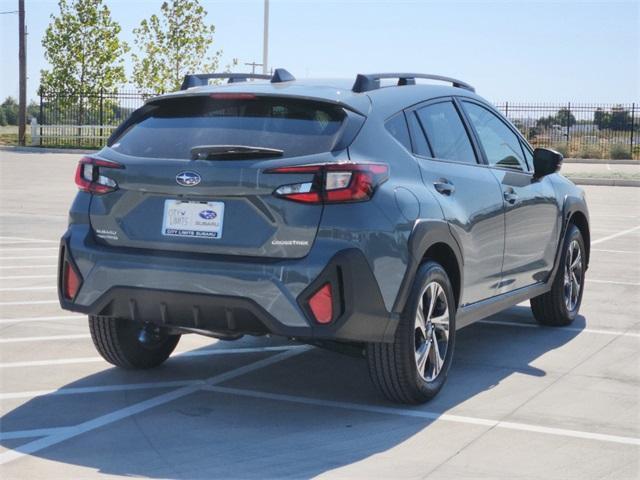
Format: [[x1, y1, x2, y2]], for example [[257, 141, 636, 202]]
[[1, 0, 638, 103]]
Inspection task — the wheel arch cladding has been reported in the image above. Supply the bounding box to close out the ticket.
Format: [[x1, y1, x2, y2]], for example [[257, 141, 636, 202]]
[[392, 220, 463, 314], [568, 210, 590, 270], [421, 243, 461, 309]]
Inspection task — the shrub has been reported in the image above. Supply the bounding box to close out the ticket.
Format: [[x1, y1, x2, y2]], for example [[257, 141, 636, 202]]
[[609, 144, 632, 160], [0, 109, 6, 127], [577, 145, 602, 159], [551, 143, 569, 157]]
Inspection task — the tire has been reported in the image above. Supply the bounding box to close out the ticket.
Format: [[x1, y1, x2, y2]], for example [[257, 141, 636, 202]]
[[366, 261, 456, 404], [89, 316, 180, 369], [531, 224, 586, 326]]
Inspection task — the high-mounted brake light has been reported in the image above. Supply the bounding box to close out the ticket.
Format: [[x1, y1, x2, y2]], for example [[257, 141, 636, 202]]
[[267, 163, 389, 204], [209, 93, 257, 100], [74, 156, 123, 194]]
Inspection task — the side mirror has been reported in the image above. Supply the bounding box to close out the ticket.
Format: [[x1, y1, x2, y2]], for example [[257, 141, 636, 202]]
[[533, 148, 563, 179]]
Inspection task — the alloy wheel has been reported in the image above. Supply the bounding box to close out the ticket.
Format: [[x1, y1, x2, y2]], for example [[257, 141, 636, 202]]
[[414, 281, 450, 382], [563, 239, 583, 312]]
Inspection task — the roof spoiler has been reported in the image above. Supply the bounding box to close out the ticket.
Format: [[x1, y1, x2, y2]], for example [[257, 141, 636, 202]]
[[180, 68, 296, 90], [352, 73, 475, 93]]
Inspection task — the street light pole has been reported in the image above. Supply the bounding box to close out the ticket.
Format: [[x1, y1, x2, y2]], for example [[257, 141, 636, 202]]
[[18, 0, 26, 146], [262, 0, 269, 74]]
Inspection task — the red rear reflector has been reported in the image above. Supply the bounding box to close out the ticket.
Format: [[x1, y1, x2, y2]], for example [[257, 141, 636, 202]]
[[63, 262, 81, 300], [308, 283, 333, 324]]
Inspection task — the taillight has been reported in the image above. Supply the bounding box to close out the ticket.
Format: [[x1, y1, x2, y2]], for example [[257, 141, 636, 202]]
[[308, 283, 333, 324], [74, 156, 123, 194], [267, 163, 389, 204], [63, 261, 81, 300]]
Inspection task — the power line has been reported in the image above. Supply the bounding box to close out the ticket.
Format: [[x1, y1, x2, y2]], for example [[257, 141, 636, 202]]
[[0, 10, 19, 15]]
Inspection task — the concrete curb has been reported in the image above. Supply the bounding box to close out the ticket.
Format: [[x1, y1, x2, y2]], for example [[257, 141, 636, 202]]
[[564, 158, 638, 165], [569, 177, 640, 187], [0, 145, 99, 155]]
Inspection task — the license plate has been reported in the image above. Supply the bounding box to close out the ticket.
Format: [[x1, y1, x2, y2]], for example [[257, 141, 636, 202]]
[[161, 200, 224, 239]]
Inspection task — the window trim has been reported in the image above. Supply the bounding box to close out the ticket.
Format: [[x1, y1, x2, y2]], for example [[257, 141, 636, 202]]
[[457, 98, 534, 174], [406, 97, 482, 166]]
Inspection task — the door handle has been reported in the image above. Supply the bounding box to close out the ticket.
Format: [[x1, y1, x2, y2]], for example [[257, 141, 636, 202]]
[[434, 179, 455, 196], [503, 188, 518, 204]]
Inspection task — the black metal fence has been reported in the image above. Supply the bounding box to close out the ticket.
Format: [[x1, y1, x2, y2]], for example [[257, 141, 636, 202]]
[[34, 90, 639, 159], [494, 102, 638, 160], [36, 89, 153, 148]]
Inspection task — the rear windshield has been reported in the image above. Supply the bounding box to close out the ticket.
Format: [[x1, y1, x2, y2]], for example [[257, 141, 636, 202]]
[[110, 95, 347, 159]]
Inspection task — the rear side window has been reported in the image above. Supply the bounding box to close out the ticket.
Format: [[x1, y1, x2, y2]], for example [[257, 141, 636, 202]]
[[385, 113, 412, 151], [110, 96, 348, 159], [416, 102, 477, 164]]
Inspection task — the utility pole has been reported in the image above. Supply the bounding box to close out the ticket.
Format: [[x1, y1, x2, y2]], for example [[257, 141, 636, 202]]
[[18, 0, 26, 146], [262, 0, 269, 74], [244, 62, 263, 75]]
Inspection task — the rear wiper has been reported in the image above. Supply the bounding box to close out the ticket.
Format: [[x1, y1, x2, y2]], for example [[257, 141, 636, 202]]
[[190, 145, 284, 160]]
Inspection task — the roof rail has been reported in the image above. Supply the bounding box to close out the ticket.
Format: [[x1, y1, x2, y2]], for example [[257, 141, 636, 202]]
[[180, 68, 296, 90], [352, 73, 475, 93]]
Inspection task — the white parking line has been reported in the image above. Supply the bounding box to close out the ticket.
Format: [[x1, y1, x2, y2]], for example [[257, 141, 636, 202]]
[[0, 286, 56, 292], [0, 247, 59, 252], [0, 274, 57, 280], [0, 236, 58, 243], [592, 225, 640, 245], [206, 386, 640, 447], [0, 334, 90, 344], [0, 255, 58, 260], [588, 279, 640, 286], [0, 345, 306, 369], [1, 427, 73, 441], [0, 380, 199, 401], [0, 300, 59, 306], [0, 315, 81, 325], [477, 319, 640, 338], [0, 264, 57, 270], [0, 347, 310, 465], [592, 249, 637, 254]]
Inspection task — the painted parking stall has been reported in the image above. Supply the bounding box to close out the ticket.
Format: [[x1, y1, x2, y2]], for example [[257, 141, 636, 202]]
[[0, 150, 639, 478]]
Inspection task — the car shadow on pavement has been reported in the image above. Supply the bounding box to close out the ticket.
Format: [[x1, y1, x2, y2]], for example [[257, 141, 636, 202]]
[[0, 306, 585, 478]]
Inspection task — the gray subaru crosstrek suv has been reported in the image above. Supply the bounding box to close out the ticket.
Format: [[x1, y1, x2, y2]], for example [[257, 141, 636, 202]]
[[58, 70, 590, 403]]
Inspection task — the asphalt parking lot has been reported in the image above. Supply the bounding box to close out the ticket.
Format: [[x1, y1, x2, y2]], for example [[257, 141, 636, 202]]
[[0, 150, 639, 479]]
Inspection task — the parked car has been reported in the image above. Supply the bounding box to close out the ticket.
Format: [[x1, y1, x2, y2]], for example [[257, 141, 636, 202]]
[[58, 70, 590, 403]]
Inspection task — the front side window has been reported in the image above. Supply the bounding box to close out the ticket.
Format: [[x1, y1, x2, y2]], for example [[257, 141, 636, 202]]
[[463, 102, 526, 171], [415, 102, 477, 164]]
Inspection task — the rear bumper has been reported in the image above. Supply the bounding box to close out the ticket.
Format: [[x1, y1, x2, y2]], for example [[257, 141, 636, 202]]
[[58, 225, 398, 343]]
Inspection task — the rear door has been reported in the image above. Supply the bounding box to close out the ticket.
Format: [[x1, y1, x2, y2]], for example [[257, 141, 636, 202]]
[[459, 99, 560, 292], [407, 99, 505, 305], [90, 94, 360, 259]]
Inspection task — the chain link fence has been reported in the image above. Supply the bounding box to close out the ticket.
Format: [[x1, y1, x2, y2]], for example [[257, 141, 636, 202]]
[[34, 90, 638, 159]]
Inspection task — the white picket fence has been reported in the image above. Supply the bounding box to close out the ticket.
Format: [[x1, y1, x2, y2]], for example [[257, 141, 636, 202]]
[[30, 118, 118, 146]]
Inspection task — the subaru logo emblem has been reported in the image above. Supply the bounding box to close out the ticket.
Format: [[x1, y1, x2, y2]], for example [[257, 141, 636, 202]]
[[176, 171, 201, 187], [199, 209, 217, 220]]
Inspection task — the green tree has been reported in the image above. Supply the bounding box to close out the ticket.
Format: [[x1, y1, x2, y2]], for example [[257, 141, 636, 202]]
[[594, 108, 609, 130], [131, 0, 223, 93], [40, 0, 128, 126], [1, 97, 19, 125], [41, 0, 128, 94], [555, 108, 576, 128], [0, 108, 7, 127], [609, 105, 631, 131]]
